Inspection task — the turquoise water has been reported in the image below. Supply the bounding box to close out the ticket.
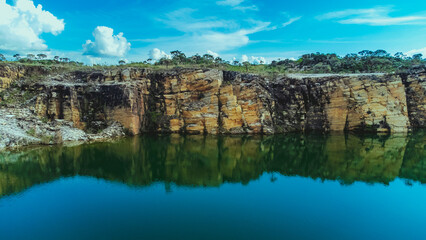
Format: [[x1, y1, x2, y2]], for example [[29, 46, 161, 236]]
[[0, 132, 425, 239]]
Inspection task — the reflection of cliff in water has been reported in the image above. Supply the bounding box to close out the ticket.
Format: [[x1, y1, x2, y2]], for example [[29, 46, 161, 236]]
[[0, 131, 425, 197]]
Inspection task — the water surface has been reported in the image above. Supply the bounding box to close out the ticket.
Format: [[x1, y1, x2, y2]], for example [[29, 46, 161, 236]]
[[0, 132, 425, 239]]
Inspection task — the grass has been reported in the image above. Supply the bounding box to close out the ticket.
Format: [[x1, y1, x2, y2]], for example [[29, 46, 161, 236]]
[[25, 128, 54, 144], [1, 61, 290, 77], [0, 83, 38, 107], [26, 128, 36, 137], [41, 135, 54, 144]]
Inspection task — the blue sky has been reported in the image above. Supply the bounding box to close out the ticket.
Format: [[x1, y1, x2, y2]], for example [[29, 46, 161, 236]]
[[1, 0, 426, 64]]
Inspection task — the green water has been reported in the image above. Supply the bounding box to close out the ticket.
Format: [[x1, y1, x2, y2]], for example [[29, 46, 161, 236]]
[[0, 131, 425, 239]]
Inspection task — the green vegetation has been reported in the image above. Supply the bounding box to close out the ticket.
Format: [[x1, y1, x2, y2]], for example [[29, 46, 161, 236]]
[[40, 135, 54, 144], [0, 82, 38, 107], [0, 49, 424, 75], [26, 128, 36, 137], [25, 128, 53, 143]]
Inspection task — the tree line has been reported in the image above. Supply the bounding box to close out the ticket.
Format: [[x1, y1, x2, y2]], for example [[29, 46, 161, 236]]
[[1, 49, 424, 73], [142, 49, 425, 73], [0, 53, 77, 65]]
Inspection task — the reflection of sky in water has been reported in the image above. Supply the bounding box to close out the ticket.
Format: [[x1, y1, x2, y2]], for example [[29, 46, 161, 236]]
[[0, 132, 425, 239]]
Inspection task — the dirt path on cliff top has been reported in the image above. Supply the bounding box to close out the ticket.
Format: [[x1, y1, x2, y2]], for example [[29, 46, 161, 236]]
[[286, 73, 386, 79]]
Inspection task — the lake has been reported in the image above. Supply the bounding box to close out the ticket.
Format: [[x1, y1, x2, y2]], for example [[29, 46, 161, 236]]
[[0, 131, 425, 240]]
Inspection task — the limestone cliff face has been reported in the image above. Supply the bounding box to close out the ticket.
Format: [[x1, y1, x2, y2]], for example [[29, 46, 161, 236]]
[[0, 64, 57, 91], [1, 65, 424, 134], [270, 74, 411, 133], [401, 68, 426, 129], [32, 69, 277, 134], [0, 64, 23, 90]]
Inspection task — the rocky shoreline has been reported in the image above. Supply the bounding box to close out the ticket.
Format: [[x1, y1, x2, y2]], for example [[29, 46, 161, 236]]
[[0, 64, 425, 150], [0, 108, 125, 151]]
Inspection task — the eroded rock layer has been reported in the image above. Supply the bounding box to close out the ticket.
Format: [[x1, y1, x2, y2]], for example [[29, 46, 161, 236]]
[[1, 65, 425, 134]]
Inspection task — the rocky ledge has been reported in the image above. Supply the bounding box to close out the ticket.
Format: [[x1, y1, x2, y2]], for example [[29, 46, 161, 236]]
[[0, 64, 425, 150], [0, 108, 125, 151]]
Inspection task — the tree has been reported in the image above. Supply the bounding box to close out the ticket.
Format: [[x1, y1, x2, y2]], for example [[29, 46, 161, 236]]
[[214, 57, 224, 64], [358, 50, 373, 57], [27, 54, 35, 60], [202, 54, 214, 62], [190, 54, 202, 64], [233, 60, 240, 66], [158, 58, 172, 68], [242, 61, 250, 72], [13, 54, 21, 60], [147, 58, 153, 64], [37, 54, 47, 60], [373, 49, 389, 58], [394, 52, 406, 59], [313, 63, 332, 73], [54, 56, 60, 61], [413, 53, 423, 60], [170, 50, 186, 64], [119, 60, 126, 65], [0, 54, 5, 61]]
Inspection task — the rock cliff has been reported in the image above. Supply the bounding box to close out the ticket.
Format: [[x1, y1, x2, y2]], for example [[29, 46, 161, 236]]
[[1, 64, 425, 136]]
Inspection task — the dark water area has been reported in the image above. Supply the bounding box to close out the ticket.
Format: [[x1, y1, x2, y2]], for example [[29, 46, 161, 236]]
[[0, 131, 425, 240]]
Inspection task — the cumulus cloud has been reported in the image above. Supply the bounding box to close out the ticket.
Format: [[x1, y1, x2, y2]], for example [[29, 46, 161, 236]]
[[240, 55, 266, 64], [318, 7, 426, 26], [149, 48, 171, 61], [406, 48, 426, 57], [0, 0, 65, 51], [83, 26, 131, 57], [241, 55, 249, 62], [207, 50, 219, 58], [251, 56, 267, 64]]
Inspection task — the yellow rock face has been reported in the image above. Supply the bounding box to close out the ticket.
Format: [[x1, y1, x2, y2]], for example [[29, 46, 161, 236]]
[[27, 68, 424, 134], [0, 65, 22, 91], [325, 76, 410, 132], [404, 73, 426, 128]]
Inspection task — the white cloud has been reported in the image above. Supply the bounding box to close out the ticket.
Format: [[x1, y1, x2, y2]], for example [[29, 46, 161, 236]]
[[241, 55, 249, 62], [405, 48, 426, 57], [216, 0, 258, 11], [282, 17, 302, 27], [240, 55, 266, 64], [83, 26, 131, 57], [149, 48, 171, 61], [251, 56, 266, 64], [0, 0, 64, 51], [191, 24, 268, 52], [207, 50, 219, 58], [160, 8, 238, 32], [155, 9, 271, 53], [318, 7, 426, 26]]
